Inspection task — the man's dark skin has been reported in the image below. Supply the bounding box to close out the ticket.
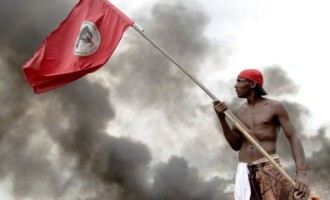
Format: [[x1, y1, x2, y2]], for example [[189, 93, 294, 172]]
[[213, 77, 309, 198]]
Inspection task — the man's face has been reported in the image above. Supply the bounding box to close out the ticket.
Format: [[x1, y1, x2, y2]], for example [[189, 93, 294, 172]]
[[234, 77, 253, 98]]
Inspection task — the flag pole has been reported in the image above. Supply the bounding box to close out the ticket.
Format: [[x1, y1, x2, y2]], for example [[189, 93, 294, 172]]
[[131, 23, 296, 187]]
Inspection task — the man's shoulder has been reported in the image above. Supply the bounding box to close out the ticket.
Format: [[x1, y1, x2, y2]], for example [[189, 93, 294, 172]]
[[264, 98, 286, 111], [263, 98, 282, 105]]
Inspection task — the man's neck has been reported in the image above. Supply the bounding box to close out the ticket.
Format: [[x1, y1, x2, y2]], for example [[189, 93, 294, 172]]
[[246, 93, 263, 106]]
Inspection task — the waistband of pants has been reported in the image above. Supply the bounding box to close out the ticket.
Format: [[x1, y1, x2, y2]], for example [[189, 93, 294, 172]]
[[251, 154, 279, 165]]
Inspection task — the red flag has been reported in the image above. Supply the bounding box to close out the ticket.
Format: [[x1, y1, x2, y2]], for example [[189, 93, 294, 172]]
[[22, 0, 134, 93]]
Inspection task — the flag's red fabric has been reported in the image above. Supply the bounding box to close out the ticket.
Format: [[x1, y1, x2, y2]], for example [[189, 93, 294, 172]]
[[22, 0, 134, 93]]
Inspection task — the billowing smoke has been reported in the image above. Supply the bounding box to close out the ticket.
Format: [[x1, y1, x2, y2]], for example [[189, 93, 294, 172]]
[[263, 66, 299, 96], [109, 1, 217, 121], [0, 0, 232, 199], [306, 127, 330, 197], [1, 0, 328, 199]]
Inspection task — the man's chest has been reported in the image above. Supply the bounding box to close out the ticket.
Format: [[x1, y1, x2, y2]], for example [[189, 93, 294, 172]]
[[237, 107, 276, 128]]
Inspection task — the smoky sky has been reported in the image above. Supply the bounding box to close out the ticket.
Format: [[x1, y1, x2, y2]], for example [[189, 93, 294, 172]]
[[107, 0, 232, 122], [0, 0, 329, 199], [0, 0, 232, 199]]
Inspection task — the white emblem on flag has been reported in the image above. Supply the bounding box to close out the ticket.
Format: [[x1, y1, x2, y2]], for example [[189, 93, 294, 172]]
[[74, 21, 101, 56]]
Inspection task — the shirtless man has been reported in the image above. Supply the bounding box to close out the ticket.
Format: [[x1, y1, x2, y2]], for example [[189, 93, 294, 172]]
[[213, 69, 309, 199]]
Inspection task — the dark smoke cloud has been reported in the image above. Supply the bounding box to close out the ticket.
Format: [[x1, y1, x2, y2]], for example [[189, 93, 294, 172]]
[[0, 5, 74, 198], [0, 0, 232, 199], [307, 128, 330, 197], [263, 65, 299, 96], [149, 156, 232, 200], [0, 0, 76, 59], [107, 0, 237, 186], [108, 0, 226, 121]]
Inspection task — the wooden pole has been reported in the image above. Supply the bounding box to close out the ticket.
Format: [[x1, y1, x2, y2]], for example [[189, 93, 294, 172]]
[[131, 23, 296, 187]]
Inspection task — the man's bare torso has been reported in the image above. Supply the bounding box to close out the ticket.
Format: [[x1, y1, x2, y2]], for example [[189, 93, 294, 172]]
[[235, 98, 280, 163]]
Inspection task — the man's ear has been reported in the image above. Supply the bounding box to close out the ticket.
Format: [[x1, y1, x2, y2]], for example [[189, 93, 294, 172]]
[[250, 81, 257, 89]]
